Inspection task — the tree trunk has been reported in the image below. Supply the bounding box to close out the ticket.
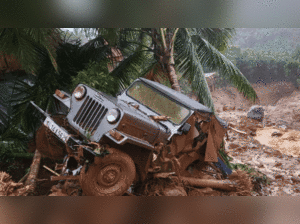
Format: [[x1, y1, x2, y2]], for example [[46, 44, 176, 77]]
[[167, 63, 181, 92], [181, 176, 238, 191], [25, 149, 42, 190]]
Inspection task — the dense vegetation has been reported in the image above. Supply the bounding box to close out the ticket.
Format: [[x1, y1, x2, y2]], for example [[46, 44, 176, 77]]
[[219, 28, 300, 88]]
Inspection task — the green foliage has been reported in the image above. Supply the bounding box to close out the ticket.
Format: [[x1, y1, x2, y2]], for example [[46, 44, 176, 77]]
[[0, 28, 61, 74], [94, 147, 110, 158], [0, 32, 112, 157], [222, 43, 300, 88], [177, 28, 258, 109], [230, 163, 271, 185], [218, 148, 233, 168], [72, 60, 119, 96], [77, 28, 258, 114]]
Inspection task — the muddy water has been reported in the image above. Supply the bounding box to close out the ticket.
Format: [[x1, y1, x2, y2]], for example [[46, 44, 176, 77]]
[[255, 127, 300, 157]]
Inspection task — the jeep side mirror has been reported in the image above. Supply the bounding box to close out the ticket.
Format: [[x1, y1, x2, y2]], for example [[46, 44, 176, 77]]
[[180, 123, 191, 135]]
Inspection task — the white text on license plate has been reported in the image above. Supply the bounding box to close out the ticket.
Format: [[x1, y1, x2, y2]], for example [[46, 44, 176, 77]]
[[43, 117, 69, 143]]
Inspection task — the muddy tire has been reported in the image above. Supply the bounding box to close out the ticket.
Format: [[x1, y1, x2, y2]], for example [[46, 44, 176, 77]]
[[79, 148, 136, 196]]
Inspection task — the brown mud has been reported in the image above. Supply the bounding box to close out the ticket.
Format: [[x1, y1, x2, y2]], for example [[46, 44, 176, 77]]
[[1, 80, 299, 196]]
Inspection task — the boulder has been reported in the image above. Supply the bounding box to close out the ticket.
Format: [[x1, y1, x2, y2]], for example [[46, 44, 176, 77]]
[[271, 131, 283, 137], [278, 125, 287, 131], [247, 105, 264, 121]]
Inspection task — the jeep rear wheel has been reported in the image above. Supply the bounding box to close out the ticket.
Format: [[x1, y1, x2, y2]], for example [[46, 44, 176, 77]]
[[79, 148, 136, 196]]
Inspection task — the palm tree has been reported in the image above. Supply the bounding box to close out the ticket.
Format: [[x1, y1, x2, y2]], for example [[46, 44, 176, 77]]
[[0, 29, 62, 161], [79, 28, 259, 113], [0, 28, 61, 75], [0, 30, 114, 156]]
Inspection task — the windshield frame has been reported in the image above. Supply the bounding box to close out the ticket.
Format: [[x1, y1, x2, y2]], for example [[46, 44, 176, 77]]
[[126, 80, 191, 125]]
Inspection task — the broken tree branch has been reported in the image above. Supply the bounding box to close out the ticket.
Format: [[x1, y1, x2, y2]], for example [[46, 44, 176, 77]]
[[228, 126, 247, 135], [43, 165, 60, 176], [18, 169, 30, 183]]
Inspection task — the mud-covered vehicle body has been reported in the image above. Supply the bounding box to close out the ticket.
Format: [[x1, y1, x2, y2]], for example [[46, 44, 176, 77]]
[[32, 77, 232, 196]]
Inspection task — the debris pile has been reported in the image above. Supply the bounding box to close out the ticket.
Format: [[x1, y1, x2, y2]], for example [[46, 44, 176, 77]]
[[49, 181, 82, 196], [0, 172, 34, 196]]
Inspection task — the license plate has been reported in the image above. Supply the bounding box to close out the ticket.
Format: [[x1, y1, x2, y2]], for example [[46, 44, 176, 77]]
[[43, 117, 70, 143]]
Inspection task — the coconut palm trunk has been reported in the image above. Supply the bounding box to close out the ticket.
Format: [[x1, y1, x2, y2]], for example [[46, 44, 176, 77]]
[[152, 28, 181, 92], [166, 62, 181, 91], [25, 149, 42, 190]]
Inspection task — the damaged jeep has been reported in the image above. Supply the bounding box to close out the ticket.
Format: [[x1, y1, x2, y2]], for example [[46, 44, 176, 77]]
[[31, 77, 232, 196]]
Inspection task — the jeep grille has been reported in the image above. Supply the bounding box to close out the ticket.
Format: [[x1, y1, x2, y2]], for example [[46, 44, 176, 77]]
[[73, 96, 108, 134]]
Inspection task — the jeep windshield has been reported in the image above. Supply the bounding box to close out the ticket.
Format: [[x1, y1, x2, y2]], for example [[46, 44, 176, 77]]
[[127, 81, 190, 125]]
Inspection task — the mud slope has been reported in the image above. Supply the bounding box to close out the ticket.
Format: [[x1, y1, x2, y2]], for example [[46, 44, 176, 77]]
[[212, 81, 298, 112]]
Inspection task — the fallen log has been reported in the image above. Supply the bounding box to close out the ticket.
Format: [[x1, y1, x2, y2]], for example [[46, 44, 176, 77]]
[[25, 150, 42, 190], [181, 176, 238, 191]]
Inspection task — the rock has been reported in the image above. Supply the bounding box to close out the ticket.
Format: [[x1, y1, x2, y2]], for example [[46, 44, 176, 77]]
[[275, 175, 284, 180], [247, 105, 265, 121], [271, 131, 283, 137], [223, 105, 235, 111], [162, 186, 187, 196], [278, 125, 287, 129]]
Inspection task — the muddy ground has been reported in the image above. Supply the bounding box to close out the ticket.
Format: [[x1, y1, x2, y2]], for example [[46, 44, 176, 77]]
[[215, 81, 300, 196], [1, 80, 300, 196]]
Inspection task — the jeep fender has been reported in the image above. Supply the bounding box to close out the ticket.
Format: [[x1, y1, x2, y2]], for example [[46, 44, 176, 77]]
[[53, 90, 71, 111], [105, 129, 154, 151]]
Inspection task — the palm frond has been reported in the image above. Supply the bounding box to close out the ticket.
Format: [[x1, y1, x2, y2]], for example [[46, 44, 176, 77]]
[[0, 28, 61, 74], [79, 35, 110, 61], [174, 29, 215, 112], [144, 62, 170, 87], [110, 30, 154, 90], [0, 125, 31, 153], [193, 33, 258, 103], [110, 49, 155, 90], [0, 73, 34, 154], [196, 28, 235, 51]]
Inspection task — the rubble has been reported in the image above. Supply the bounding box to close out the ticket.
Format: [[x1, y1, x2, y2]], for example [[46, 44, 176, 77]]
[[0, 172, 34, 196]]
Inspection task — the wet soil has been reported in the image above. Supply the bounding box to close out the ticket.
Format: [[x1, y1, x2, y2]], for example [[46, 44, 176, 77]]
[[1, 81, 299, 196], [215, 81, 300, 196]]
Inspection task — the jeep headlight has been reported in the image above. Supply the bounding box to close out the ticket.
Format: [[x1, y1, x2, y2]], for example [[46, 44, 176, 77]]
[[106, 108, 120, 124], [73, 85, 86, 100]]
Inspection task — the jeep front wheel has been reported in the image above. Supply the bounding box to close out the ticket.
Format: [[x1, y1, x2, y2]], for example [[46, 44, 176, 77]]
[[79, 148, 136, 196]]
